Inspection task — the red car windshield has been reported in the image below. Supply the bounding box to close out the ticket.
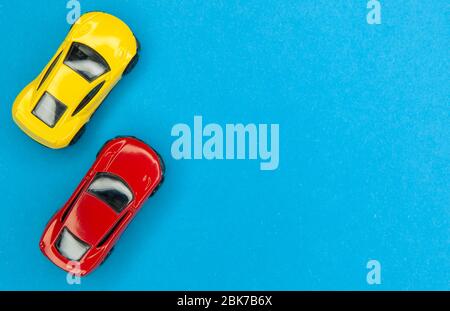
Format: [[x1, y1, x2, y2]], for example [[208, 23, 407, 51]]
[[87, 173, 133, 213]]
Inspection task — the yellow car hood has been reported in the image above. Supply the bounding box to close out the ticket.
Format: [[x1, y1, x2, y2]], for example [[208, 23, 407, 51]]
[[69, 12, 138, 71]]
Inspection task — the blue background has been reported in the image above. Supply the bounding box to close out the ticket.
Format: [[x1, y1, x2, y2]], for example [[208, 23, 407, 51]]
[[0, 1, 448, 290]]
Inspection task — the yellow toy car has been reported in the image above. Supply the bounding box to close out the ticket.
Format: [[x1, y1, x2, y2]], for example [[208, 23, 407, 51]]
[[12, 12, 139, 149]]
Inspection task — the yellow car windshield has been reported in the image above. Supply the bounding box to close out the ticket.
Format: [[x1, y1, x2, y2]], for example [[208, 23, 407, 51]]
[[64, 42, 110, 82]]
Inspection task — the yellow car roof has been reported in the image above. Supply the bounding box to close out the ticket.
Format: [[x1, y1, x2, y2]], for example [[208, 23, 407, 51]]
[[46, 64, 93, 111]]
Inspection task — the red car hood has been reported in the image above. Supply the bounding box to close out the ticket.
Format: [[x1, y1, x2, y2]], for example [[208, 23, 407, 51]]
[[63, 193, 119, 246], [104, 140, 162, 195]]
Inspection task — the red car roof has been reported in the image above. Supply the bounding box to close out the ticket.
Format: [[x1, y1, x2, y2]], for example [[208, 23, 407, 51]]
[[63, 193, 119, 246]]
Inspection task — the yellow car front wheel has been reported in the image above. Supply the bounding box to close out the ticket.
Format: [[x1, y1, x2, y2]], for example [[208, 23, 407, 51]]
[[124, 38, 140, 75], [69, 125, 86, 146]]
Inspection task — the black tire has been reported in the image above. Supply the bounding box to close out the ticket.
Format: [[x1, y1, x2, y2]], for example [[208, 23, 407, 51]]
[[149, 180, 163, 198], [101, 247, 115, 266], [149, 152, 165, 198], [69, 125, 86, 146], [96, 137, 116, 158], [123, 53, 139, 75], [136, 37, 141, 52]]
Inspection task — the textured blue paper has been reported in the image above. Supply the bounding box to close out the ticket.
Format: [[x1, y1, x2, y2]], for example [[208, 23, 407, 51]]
[[0, 0, 448, 290]]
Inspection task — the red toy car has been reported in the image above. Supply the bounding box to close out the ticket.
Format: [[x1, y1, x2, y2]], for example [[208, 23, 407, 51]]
[[39, 136, 164, 276]]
